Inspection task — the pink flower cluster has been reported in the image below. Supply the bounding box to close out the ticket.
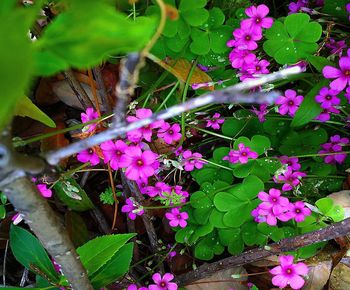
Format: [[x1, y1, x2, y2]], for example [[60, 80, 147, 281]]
[[275, 156, 306, 191], [181, 150, 206, 171], [251, 188, 311, 226], [227, 4, 273, 82], [223, 143, 258, 164], [270, 255, 309, 289], [275, 89, 304, 118], [314, 87, 340, 122], [121, 198, 145, 220], [205, 113, 225, 130], [251, 104, 269, 122], [165, 207, 189, 228], [319, 135, 349, 164], [81, 107, 99, 133], [127, 272, 178, 290], [326, 38, 347, 56]]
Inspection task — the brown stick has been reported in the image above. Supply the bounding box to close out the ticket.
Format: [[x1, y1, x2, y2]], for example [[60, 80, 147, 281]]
[[63, 70, 94, 109], [175, 218, 350, 286], [1, 173, 93, 290], [93, 67, 112, 113]]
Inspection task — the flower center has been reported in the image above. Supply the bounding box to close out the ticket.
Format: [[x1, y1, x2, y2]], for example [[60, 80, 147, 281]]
[[88, 149, 93, 154], [344, 70, 350, 76], [245, 35, 251, 41], [169, 130, 174, 135], [255, 17, 261, 23], [241, 152, 247, 156], [295, 209, 301, 213], [137, 159, 144, 166], [272, 198, 277, 202], [160, 281, 166, 287], [325, 95, 332, 100], [288, 100, 294, 106], [286, 268, 292, 274], [256, 66, 261, 71], [177, 214, 182, 219], [116, 150, 122, 156]]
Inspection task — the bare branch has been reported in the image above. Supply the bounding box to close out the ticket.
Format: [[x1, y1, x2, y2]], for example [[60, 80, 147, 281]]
[[175, 217, 350, 286], [46, 66, 301, 165], [93, 66, 112, 113]]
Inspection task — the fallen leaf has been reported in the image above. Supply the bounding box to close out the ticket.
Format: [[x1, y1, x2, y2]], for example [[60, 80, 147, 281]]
[[330, 263, 350, 290], [157, 58, 214, 91], [303, 260, 332, 290]]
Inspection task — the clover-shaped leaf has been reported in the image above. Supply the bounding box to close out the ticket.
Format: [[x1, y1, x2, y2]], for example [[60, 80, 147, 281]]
[[263, 13, 322, 64]]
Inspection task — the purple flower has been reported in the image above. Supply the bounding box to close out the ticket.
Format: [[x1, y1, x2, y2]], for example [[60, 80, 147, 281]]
[[165, 208, 189, 228], [288, 201, 311, 222], [323, 56, 350, 91], [275, 89, 304, 117], [258, 188, 290, 211], [270, 255, 309, 289], [149, 273, 178, 290], [81, 107, 98, 133], [182, 150, 205, 171], [251, 104, 268, 122], [274, 167, 306, 191], [319, 135, 349, 164], [326, 38, 347, 56], [37, 184, 53, 198], [206, 113, 225, 130], [100, 140, 129, 170], [123, 147, 159, 181], [144, 182, 171, 198], [315, 87, 340, 108], [127, 108, 164, 142], [288, 0, 309, 14], [157, 123, 182, 144], [279, 156, 301, 171], [345, 86, 350, 103], [127, 284, 148, 290], [314, 106, 340, 122], [232, 22, 262, 50], [256, 204, 285, 226], [241, 4, 273, 30], [223, 143, 258, 164], [121, 198, 144, 220], [77, 148, 100, 166], [244, 59, 270, 75], [229, 48, 256, 69]]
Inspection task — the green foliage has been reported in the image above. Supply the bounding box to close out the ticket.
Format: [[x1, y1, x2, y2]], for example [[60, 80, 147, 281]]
[[35, 1, 156, 75], [264, 13, 322, 64], [316, 197, 345, 222], [322, 0, 349, 21], [53, 178, 94, 211], [0, 192, 7, 219], [78, 234, 135, 288], [10, 225, 60, 283], [15, 96, 56, 128], [99, 187, 116, 205]]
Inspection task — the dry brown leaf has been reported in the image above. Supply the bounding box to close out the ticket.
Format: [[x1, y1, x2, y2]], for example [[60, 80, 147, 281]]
[[303, 260, 332, 290], [157, 58, 214, 91], [330, 263, 350, 290], [185, 267, 248, 290]]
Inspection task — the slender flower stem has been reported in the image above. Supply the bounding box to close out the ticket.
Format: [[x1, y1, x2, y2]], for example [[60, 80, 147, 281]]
[[156, 81, 180, 112], [200, 158, 233, 171], [188, 125, 234, 141]]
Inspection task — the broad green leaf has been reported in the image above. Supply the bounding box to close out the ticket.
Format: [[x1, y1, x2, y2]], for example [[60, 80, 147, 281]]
[[291, 80, 328, 127], [284, 13, 310, 38], [223, 206, 251, 227], [232, 161, 255, 178], [77, 233, 135, 278], [322, 0, 349, 21], [0, 8, 33, 131], [90, 243, 134, 288], [15, 96, 56, 128], [35, 2, 156, 73], [213, 147, 230, 162], [0, 205, 6, 219], [218, 228, 240, 246], [298, 242, 326, 259], [65, 211, 89, 247], [307, 55, 334, 72], [235, 175, 264, 200], [10, 225, 59, 282], [182, 9, 209, 27], [250, 135, 271, 155], [209, 209, 227, 228], [315, 197, 334, 214], [190, 29, 210, 55], [208, 7, 225, 28], [54, 178, 94, 211], [175, 226, 195, 244], [214, 192, 246, 211], [179, 0, 207, 12], [242, 222, 266, 246], [228, 236, 244, 255]]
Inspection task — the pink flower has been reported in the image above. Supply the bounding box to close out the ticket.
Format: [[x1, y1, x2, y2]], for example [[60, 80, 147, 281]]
[[144, 182, 171, 198], [206, 113, 225, 130], [275, 90, 304, 117], [123, 147, 158, 181], [81, 107, 98, 133], [244, 59, 270, 75], [12, 213, 24, 225], [37, 184, 52, 198], [323, 56, 350, 91], [345, 87, 350, 103], [121, 198, 144, 220], [182, 150, 205, 171], [274, 167, 306, 191], [100, 140, 129, 170], [319, 144, 347, 164], [288, 201, 311, 222], [77, 148, 100, 166], [229, 48, 256, 69], [242, 4, 273, 30], [256, 204, 284, 226], [314, 106, 340, 122], [326, 38, 346, 56], [127, 284, 148, 290], [279, 156, 301, 171], [315, 87, 340, 109], [223, 143, 258, 164], [270, 255, 309, 289], [289, 0, 308, 14], [251, 104, 268, 122], [232, 22, 262, 50], [258, 188, 290, 213], [149, 273, 178, 290], [127, 108, 164, 142], [330, 135, 349, 145], [165, 208, 189, 228], [157, 123, 182, 144]]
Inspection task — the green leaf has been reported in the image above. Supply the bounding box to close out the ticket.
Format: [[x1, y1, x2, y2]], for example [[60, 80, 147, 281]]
[[10, 225, 59, 282], [291, 80, 328, 127], [264, 13, 322, 64], [250, 135, 271, 155], [209, 209, 227, 228], [236, 175, 264, 200], [218, 228, 240, 246], [228, 236, 244, 255], [223, 206, 251, 227], [214, 192, 246, 211], [65, 211, 89, 247], [182, 9, 209, 27], [90, 243, 134, 288], [15, 96, 56, 128], [232, 161, 255, 178], [242, 222, 266, 246], [213, 147, 230, 162], [54, 178, 94, 211], [0, 205, 6, 219], [307, 55, 334, 72], [322, 0, 349, 21], [190, 29, 210, 55], [0, 8, 33, 131], [315, 197, 334, 214], [77, 233, 135, 278], [35, 2, 156, 73], [207, 7, 225, 29]]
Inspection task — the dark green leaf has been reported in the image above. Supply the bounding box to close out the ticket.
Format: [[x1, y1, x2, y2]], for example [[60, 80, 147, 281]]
[[214, 192, 246, 211]]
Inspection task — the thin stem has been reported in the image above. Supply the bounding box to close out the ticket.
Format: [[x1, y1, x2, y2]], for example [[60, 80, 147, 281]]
[[200, 158, 233, 171], [188, 125, 233, 141], [156, 81, 180, 112], [107, 164, 119, 230]]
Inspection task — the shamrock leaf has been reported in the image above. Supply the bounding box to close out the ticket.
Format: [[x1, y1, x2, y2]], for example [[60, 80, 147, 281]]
[[263, 13, 322, 64]]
